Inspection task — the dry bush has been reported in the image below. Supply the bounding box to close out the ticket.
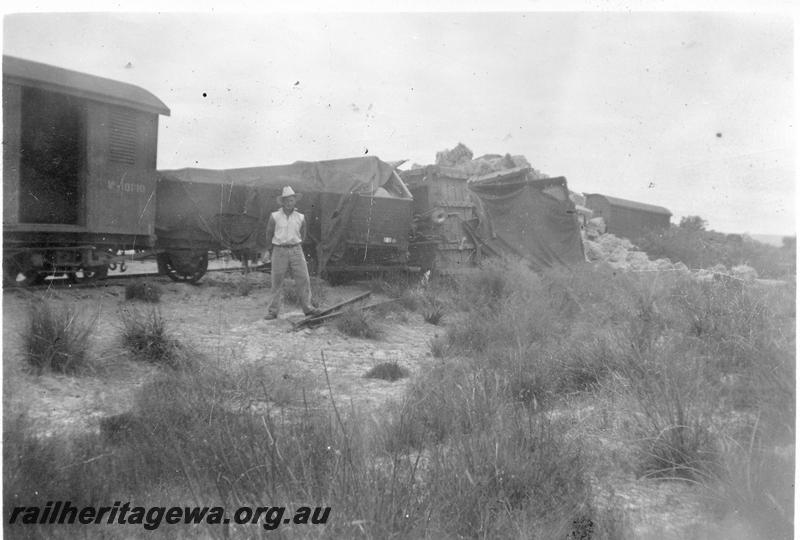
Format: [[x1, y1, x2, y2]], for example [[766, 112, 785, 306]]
[[364, 361, 409, 382], [421, 298, 446, 325], [366, 271, 415, 298], [22, 301, 96, 374], [615, 340, 720, 481], [444, 260, 553, 356], [396, 288, 424, 311], [124, 281, 162, 302], [119, 307, 190, 369], [370, 298, 408, 320], [379, 354, 602, 538], [334, 307, 383, 340], [636, 225, 796, 279], [712, 429, 794, 540]]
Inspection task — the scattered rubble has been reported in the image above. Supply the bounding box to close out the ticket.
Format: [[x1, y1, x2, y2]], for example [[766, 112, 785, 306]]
[[731, 264, 759, 282], [584, 232, 759, 283]]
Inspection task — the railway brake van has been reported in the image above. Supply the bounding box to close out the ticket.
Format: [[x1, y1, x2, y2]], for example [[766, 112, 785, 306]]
[[2, 55, 170, 284]]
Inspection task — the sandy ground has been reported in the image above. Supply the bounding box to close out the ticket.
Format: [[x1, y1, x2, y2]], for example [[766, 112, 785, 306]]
[[3, 270, 439, 438]]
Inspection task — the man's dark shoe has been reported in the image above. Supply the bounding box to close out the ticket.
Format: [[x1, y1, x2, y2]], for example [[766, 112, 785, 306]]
[[264, 313, 278, 320]]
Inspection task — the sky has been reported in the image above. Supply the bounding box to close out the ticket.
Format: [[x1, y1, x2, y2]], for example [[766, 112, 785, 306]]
[[2, 3, 795, 236]]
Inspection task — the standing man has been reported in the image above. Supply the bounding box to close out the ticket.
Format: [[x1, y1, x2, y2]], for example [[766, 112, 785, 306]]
[[264, 186, 321, 320]]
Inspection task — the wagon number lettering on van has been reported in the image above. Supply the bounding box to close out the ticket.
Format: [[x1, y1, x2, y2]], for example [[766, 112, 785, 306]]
[[108, 180, 146, 194]]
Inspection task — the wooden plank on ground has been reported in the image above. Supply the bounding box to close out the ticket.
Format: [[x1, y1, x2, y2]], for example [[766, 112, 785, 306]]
[[291, 291, 371, 330]]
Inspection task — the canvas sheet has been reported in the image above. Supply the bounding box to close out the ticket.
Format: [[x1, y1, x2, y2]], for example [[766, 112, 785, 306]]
[[467, 174, 585, 270], [156, 156, 408, 271]]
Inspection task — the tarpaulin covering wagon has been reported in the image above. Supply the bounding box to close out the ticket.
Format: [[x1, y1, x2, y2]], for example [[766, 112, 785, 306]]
[[465, 168, 586, 270], [156, 156, 415, 280], [402, 162, 586, 272]]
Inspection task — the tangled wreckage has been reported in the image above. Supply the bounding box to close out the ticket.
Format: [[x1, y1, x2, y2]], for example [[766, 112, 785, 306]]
[[403, 144, 586, 273], [158, 147, 588, 280]]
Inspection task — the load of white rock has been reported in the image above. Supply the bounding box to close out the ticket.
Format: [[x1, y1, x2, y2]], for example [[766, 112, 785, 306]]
[[583, 232, 758, 283]]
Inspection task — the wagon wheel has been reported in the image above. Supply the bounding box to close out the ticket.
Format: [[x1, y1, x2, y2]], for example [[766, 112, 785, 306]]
[[69, 265, 109, 284], [3, 253, 44, 287], [158, 251, 208, 284]]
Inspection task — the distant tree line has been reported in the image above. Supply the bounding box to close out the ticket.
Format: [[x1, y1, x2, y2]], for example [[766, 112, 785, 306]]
[[634, 215, 796, 279]]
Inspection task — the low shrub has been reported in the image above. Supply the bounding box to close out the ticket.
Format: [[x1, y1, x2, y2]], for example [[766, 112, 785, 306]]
[[364, 361, 410, 382], [635, 224, 796, 279], [370, 298, 407, 319], [396, 288, 423, 311], [22, 301, 96, 374], [334, 307, 383, 339], [119, 308, 189, 369], [422, 415, 591, 538], [366, 271, 415, 298], [422, 299, 446, 325], [712, 430, 794, 540], [613, 339, 720, 482], [124, 281, 162, 302], [445, 308, 495, 353], [4, 415, 121, 513], [380, 355, 595, 537]]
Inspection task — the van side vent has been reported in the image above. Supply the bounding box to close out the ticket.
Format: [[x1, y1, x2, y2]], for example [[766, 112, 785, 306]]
[[109, 111, 137, 164]]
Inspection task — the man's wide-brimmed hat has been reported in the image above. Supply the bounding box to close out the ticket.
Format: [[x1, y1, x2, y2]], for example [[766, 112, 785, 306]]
[[276, 186, 302, 205]]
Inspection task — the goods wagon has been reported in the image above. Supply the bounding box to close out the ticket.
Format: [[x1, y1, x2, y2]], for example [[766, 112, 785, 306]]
[[2, 55, 169, 284], [157, 157, 415, 282], [401, 165, 478, 272], [466, 168, 586, 270], [401, 164, 585, 272], [584, 193, 671, 241]]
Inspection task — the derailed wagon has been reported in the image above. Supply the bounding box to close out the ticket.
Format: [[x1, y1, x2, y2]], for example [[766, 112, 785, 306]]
[[156, 156, 415, 282], [402, 161, 586, 273], [466, 168, 586, 271]]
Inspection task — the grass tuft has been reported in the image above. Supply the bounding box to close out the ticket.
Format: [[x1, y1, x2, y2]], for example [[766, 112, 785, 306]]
[[119, 308, 190, 369], [334, 307, 383, 339], [422, 299, 447, 325], [22, 301, 96, 374], [364, 361, 409, 382]]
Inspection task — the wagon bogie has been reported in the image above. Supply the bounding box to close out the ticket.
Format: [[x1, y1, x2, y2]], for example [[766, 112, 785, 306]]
[[1, 245, 114, 286]]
